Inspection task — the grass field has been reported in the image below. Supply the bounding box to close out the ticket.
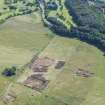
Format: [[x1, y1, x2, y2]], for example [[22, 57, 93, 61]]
[[0, 36, 105, 105], [0, 0, 37, 22], [0, 3, 105, 105], [0, 0, 4, 9], [46, 0, 76, 29], [0, 12, 53, 67], [0, 11, 54, 97]]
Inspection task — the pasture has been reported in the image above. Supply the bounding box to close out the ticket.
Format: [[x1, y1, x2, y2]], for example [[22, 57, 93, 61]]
[[0, 36, 104, 105], [0, 3, 105, 105], [0, 12, 53, 67], [0, 12, 54, 98]]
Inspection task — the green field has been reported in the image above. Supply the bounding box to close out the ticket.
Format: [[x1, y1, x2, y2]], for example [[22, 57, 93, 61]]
[[0, 35, 105, 105], [0, 1, 105, 105], [0, 12, 53, 67], [0, 0, 37, 21], [39, 37, 105, 105], [0, 0, 4, 7], [0, 11, 54, 97]]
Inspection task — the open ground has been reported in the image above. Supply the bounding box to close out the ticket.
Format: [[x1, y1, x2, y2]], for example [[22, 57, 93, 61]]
[[0, 2, 105, 105], [0, 34, 105, 105]]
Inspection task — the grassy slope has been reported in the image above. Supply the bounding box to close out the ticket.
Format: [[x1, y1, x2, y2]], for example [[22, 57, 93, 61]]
[[0, 36, 105, 105], [0, 0, 36, 22], [0, 0, 4, 7], [0, 12, 53, 66], [0, 1, 105, 105], [0, 12, 54, 97]]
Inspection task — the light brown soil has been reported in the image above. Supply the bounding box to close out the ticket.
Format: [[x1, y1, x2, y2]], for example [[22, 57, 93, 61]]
[[31, 57, 55, 72], [24, 74, 49, 91], [73, 68, 94, 78], [0, 93, 16, 104]]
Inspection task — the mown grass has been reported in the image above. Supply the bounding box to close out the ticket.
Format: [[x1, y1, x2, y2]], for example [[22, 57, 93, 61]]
[[0, 12, 53, 67]]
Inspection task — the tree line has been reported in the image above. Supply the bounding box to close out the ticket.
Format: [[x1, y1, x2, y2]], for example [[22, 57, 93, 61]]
[[46, 0, 105, 52]]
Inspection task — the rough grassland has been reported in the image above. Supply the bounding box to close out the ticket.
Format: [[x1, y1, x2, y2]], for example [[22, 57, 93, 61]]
[[0, 12, 54, 96], [41, 37, 105, 105], [0, 12, 53, 67], [0, 36, 105, 105], [0, 4, 105, 105], [0, 0, 4, 9]]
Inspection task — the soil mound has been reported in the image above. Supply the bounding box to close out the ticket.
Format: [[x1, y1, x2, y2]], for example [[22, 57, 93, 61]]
[[73, 69, 94, 78], [24, 74, 49, 91]]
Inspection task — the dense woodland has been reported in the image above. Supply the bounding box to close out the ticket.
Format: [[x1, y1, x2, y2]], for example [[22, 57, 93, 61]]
[[47, 0, 105, 51]]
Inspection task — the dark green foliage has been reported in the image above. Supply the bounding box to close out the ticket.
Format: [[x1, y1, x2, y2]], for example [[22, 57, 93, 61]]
[[0, 0, 37, 23], [47, 17, 69, 35], [47, 2, 58, 10], [2, 66, 17, 77], [4, 0, 36, 13], [61, 0, 105, 51]]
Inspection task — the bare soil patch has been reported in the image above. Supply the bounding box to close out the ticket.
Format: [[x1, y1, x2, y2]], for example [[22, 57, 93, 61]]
[[24, 74, 49, 91], [73, 68, 94, 78], [31, 57, 55, 72], [54, 61, 65, 69], [24, 57, 66, 91], [0, 93, 16, 104]]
